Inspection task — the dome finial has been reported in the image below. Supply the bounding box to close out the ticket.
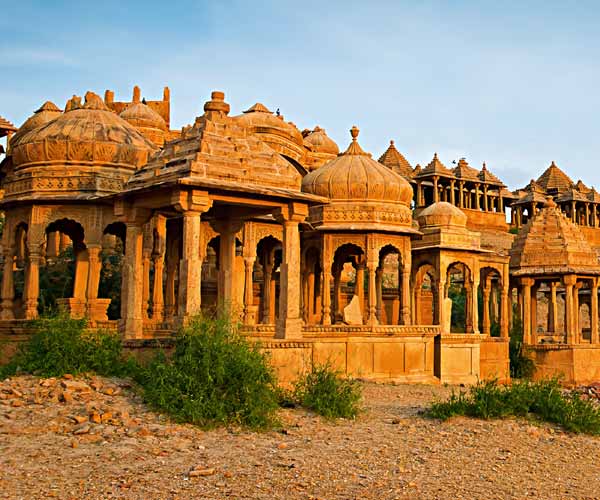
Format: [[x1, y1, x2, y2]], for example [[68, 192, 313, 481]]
[[350, 125, 359, 142], [390, 139, 394, 146]]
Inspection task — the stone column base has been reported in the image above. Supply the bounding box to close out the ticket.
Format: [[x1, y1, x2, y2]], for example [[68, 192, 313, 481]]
[[276, 317, 303, 339], [86, 298, 111, 322], [56, 298, 87, 319], [244, 304, 259, 325]]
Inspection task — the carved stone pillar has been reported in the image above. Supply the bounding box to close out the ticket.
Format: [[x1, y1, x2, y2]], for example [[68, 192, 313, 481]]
[[322, 268, 332, 326], [85, 245, 109, 321], [483, 185, 489, 211], [142, 249, 151, 320], [1, 245, 15, 320], [24, 252, 41, 319], [401, 252, 411, 325], [355, 263, 365, 317], [433, 176, 439, 203], [531, 285, 538, 344], [262, 262, 273, 324], [275, 204, 307, 339], [178, 212, 203, 319], [437, 278, 447, 331], [121, 223, 144, 339], [549, 282, 558, 333], [563, 275, 576, 344], [164, 259, 177, 319], [475, 183, 481, 210], [243, 257, 257, 325], [482, 281, 491, 335], [459, 181, 465, 208], [573, 282, 581, 343], [375, 267, 383, 323], [571, 201, 576, 223], [215, 222, 238, 313], [591, 278, 599, 344], [416, 182, 423, 207], [152, 253, 165, 322], [367, 261, 378, 326], [46, 231, 60, 259], [500, 283, 509, 338], [306, 269, 315, 324], [521, 278, 532, 345], [449, 180, 456, 205]]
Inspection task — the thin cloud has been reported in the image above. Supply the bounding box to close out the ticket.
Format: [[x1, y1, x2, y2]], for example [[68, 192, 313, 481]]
[[0, 47, 77, 67]]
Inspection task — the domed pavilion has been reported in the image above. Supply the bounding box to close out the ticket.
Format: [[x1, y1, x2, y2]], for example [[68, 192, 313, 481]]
[[301, 126, 418, 327]]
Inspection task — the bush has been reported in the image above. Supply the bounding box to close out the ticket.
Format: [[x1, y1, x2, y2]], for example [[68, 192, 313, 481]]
[[427, 378, 600, 435], [509, 314, 535, 379], [134, 315, 279, 429], [0, 314, 129, 378], [293, 363, 361, 419]]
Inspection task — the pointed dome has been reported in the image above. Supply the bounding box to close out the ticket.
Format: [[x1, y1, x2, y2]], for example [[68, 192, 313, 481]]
[[303, 126, 339, 156], [301, 127, 415, 232], [535, 161, 574, 193], [510, 197, 600, 276], [378, 140, 413, 179], [302, 126, 412, 205]]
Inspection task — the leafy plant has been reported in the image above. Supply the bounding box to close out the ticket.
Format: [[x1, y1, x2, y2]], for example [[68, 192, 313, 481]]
[[0, 314, 128, 378], [509, 312, 535, 379], [134, 315, 279, 429], [293, 363, 362, 419], [427, 378, 600, 435]]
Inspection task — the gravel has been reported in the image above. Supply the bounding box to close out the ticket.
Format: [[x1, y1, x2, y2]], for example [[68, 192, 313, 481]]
[[1, 375, 600, 500]]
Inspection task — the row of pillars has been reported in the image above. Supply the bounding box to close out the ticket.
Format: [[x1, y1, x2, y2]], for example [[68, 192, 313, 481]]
[[416, 177, 504, 213], [519, 276, 600, 345]]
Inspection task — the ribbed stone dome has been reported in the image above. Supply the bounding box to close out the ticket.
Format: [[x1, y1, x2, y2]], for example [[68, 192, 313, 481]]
[[120, 102, 167, 131], [11, 91, 156, 170], [417, 202, 468, 228], [303, 126, 339, 155], [10, 101, 62, 146], [234, 103, 304, 145], [302, 126, 413, 206]]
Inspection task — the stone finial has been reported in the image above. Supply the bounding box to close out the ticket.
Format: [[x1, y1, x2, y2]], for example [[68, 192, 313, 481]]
[[433, 152, 439, 160], [390, 140, 395, 146], [133, 86, 141, 103], [104, 90, 114, 104], [350, 125, 359, 141], [203, 90, 230, 118], [482, 161, 487, 170], [163, 86, 170, 101]]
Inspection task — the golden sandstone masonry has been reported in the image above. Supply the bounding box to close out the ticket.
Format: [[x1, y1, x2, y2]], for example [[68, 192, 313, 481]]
[[2, 86, 600, 384]]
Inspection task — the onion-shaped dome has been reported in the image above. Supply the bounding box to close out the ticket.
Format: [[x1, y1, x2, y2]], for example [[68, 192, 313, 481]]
[[120, 101, 167, 147], [6, 91, 157, 200], [233, 103, 305, 161], [302, 126, 412, 205], [10, 101, 62, 145], [303, 126, 339, 155], [417, 201, 468, 228], [301, 126, 415, 232]]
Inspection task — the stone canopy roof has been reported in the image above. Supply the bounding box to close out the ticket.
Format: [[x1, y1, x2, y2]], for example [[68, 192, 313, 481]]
[[0, 115, 16, 137], [378, 140, 413, 180], [535, 162, 574, 193], [416, 153, 454, 179], [510, 198, 600, 276], [126, 91, 319, 203]]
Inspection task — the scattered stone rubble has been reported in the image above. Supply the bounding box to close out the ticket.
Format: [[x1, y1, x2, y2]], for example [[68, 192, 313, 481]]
[[1, 375, 600, 499]]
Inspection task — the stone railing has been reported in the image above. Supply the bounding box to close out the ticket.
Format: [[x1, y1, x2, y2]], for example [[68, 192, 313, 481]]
[[303, 324, 440, 337]]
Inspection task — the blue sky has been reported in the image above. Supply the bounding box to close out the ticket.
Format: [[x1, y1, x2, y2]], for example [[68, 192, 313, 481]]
[[2, 0, 600, 190]]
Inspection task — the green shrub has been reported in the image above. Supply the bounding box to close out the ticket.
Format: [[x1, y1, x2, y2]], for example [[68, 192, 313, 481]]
[[134, 315, 279, 429], [0, 314, 128, 378], [293, 363, 361, 419], [427, 378, 600, 435], [509, 314, 535, 379]]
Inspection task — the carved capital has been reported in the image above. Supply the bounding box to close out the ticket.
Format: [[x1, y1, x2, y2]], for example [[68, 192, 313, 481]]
[[171, 189, 212, 213], [274, 202, 308, 224]]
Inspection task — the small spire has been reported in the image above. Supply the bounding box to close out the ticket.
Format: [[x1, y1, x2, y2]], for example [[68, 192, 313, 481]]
[[390, 139, 394, 146], [350, 125, 359, 141], [133, 86, 141, 103], [433, 152, 438, 160]]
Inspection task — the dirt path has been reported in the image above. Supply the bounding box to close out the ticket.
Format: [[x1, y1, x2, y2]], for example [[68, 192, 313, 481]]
[[1, 375, 599, 500]]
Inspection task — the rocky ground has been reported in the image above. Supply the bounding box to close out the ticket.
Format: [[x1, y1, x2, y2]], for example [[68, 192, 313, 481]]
[[1, 376, 600, 500]]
